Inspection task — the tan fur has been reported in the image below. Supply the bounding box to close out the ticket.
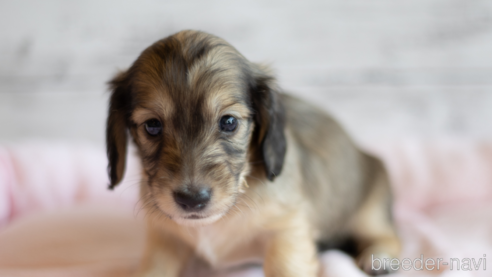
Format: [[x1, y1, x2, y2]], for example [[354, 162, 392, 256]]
[[106, 30, 400, 277]]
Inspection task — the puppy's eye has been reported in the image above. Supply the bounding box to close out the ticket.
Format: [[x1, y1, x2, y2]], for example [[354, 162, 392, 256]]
[[145, 119, 162, 136], [219, 115, 237, 132]]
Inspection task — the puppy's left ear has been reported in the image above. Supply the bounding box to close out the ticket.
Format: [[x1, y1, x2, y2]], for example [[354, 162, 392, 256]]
[[106, 70, 131, 189], [250, 66, 287, 181]]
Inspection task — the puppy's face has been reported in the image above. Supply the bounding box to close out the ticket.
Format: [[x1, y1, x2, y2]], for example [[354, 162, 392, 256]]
[[106, 31, 286, 226], [129, 45, 254, 226]]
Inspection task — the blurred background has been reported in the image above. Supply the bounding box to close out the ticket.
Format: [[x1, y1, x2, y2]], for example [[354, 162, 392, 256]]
[[0, 0, 491, 146]]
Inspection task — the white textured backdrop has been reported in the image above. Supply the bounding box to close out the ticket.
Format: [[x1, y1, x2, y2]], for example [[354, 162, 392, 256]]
[[1, 0, 491, 145]]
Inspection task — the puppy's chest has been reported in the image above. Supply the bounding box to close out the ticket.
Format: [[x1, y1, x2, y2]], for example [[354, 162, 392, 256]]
[[183, 219, 265, 269]]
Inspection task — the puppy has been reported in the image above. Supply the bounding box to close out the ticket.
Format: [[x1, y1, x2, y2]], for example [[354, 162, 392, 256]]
[[106, 30, 400, 276]]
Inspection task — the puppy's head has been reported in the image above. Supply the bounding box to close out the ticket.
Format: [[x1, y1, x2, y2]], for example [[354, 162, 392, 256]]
[[106, 30, 286, 226]]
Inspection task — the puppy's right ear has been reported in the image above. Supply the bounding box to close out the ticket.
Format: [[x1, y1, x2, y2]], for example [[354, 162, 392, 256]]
[[249, 66, 287, 181], [106, 71, 131, 189]]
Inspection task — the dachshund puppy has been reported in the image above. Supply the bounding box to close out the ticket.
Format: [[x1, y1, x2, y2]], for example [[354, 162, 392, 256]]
[[106, 30, 400, 276]]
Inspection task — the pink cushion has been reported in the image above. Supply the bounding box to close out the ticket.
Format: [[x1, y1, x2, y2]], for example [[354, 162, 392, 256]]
[[1, 140, 491, 276]]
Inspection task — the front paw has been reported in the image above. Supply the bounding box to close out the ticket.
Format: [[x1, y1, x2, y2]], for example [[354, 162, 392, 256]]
[[356, 248, 397, 276], [133, 267, 171, 277]]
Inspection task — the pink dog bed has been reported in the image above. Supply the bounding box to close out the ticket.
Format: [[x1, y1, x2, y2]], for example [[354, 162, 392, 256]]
[[1, 140, 491, 277]]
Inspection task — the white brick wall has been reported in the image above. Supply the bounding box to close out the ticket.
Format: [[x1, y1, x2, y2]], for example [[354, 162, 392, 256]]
[[1, 0, 491, 145]]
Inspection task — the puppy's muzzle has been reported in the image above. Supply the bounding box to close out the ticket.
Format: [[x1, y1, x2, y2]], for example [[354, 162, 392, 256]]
[[173, 187, 212, 212]]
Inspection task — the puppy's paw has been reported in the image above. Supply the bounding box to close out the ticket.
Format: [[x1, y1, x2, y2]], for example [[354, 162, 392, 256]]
[[356, 248, 397, 276]]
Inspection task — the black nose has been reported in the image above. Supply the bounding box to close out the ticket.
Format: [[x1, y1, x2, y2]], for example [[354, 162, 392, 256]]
[[173, 187, 211, 212]]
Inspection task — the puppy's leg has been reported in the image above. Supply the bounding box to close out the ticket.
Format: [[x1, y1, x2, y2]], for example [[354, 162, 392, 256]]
[[350, 159, 401, 276], [136, 224, 192, 277], [264, 214, 320, 277]]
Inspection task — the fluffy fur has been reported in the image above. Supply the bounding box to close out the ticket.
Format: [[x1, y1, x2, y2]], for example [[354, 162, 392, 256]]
[[106, 30, 400, 277]]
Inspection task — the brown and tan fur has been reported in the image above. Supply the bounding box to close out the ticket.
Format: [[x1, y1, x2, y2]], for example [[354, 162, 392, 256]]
[[106, 30, 400, 277]]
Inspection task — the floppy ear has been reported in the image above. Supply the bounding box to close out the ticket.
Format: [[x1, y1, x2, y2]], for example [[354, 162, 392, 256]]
[[250, 68, 287, 181], [106, 71, 131, 189]]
